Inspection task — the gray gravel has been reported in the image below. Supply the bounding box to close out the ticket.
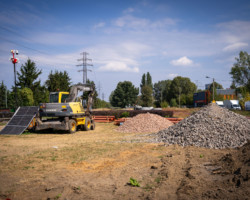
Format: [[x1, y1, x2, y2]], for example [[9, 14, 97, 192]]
[[154, 103, 250, 149]]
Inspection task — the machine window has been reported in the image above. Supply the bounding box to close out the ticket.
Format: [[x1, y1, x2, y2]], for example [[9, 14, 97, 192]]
[[61, 94, 69, 103], [50, 93, 59, 103]]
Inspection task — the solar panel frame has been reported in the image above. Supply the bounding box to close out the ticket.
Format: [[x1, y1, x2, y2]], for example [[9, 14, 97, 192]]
[[0, 106, 39, 135]]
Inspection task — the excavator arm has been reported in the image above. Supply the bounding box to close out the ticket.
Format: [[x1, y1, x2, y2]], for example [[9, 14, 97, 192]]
[[66, 83, 95, 114]]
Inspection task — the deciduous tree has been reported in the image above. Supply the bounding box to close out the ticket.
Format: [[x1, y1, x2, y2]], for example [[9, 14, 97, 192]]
[[230, 51, 250, 91], [153, 80, 171, 107], [19, 88, 34, 106], [169, 76, 197, 106], [110, 81, 139, 108]]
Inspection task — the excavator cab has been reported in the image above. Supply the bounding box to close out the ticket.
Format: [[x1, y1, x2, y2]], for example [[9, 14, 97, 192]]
[[49, 92, 69, 103]]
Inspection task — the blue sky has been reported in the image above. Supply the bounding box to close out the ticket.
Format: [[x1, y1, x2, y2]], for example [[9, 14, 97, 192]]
[[0, 0, 250, 101]]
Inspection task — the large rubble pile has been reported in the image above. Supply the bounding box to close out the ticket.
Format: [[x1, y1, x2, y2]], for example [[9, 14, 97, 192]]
[[116, 113, 173, 133], [155, 103, 250, 149]]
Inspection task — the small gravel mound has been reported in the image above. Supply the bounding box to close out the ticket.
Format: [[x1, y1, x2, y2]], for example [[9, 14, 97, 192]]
[[154, 103, 250, 149], [116, 113, 173, 133]]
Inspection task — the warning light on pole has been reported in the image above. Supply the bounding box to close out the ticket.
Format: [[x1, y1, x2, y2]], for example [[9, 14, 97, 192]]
[[10, 50, 19, 64], [10, 49, 19, 110]]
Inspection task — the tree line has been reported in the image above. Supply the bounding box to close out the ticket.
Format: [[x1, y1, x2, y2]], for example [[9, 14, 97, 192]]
[[0, 51, 249, 109], [109, 72, 197, 108], [109, 51, 250, 108], [0, 59, 108, 109]]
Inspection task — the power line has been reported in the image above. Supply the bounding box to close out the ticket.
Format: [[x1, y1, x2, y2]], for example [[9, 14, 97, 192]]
[[0, 35, 49, 55], [76, 52, 93, 84], [0, 26, 28, 40]]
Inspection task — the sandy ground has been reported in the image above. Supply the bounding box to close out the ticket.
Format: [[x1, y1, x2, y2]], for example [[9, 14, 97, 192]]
[[0, 123, 249, 200]]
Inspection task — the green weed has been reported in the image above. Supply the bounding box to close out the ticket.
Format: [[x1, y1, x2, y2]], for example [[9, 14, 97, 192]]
[[143, 184, 153, 191], [129, 177, 140, 187], [51, 156, 57, 161], [155, 177, 162, 184], [55, 193, 62, 199]]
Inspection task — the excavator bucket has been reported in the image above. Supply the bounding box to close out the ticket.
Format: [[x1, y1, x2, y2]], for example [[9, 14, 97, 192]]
[[0, 106, 39, 135]]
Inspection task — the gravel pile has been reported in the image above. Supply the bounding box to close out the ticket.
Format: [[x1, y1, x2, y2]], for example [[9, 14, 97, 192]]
[[116, 113, 173, 133], [155, 103, 250, 149]]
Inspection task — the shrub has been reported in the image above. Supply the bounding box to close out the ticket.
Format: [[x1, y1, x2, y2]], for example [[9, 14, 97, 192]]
[[160, 101, 169, 108], [120, 111, 130, 118]]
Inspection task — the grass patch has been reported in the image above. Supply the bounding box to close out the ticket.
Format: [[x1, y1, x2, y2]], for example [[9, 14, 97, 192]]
[[143, 183, 153, 191], [51, 156, 57, 161], [55, 193, 62, 199], [232, 110, 250, 117], [22, 131, 33, 135], [0, 156, 8, 162], [154, 176, 162, 184]]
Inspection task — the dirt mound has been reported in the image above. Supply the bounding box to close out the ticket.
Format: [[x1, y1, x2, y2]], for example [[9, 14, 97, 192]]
[[155, 103, 250, 149], [116, 113, 173, 133], [215, 140, 250, 184]]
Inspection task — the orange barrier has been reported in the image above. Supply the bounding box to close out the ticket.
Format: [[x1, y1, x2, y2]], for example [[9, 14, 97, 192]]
[[166, 118, 184, 124], [92, 116, 115, 123]]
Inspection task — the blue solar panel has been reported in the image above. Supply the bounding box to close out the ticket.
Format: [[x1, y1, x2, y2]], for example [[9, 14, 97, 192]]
[[0, 106, 39, 135]]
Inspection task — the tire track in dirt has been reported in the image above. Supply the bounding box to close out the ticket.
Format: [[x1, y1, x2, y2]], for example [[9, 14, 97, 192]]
[[176, 148, 198, 200], [150, 146, 189, 200]]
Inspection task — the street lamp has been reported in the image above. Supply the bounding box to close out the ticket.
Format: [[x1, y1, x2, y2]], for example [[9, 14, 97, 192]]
[[206, 76, 215, 103], [10, 50, 19, 110]]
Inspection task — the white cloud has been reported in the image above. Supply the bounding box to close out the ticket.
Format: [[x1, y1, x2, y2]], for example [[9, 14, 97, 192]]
[[223, 42, 248, 52], [121, 42, 151, 55], [216, 21, 250, 44], [98, 61, 139, 73], [123, 7, 135, 14], [151, 18, 177, 28], [87, 41, 151, 74], [113, 15, 176, 30], [170, 56, 194, 66], [167, 73, 178, 79], [114, 15, 149, 28], [93, 22, 105, 29]]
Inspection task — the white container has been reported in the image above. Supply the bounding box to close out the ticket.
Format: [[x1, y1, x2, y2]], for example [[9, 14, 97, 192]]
[[245, 101, 250, 111], [223, 100, 241, 110]]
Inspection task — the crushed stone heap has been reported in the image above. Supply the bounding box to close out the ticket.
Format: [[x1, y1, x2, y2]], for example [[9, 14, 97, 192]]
[[155, 103, 250, 149], [116, 113, 173, 133]]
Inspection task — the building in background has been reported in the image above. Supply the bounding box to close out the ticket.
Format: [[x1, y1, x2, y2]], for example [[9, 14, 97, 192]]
[[216, 89, 237, 100], [193, 88, 238, 107]]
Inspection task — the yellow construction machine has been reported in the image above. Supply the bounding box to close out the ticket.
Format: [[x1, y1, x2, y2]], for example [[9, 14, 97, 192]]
[[30, 83, 95, 133]]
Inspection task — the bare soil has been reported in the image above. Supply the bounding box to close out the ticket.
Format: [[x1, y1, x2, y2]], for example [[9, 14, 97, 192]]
[[0, 123, 249, 200]]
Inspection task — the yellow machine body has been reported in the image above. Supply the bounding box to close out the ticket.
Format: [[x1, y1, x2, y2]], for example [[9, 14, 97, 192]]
[[68, 102, 85, 115]]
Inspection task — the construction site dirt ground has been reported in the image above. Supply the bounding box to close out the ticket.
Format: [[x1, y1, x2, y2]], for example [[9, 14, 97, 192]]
[[0, 123, 249, 200]]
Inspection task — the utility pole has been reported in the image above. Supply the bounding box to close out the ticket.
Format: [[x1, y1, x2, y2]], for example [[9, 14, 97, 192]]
[[76, 52, 93, 84], [161, 90, 163, 104], [98, 81, 101, 98], [10, 50, 19, 110], [179, 87, 181, 108], [206, 76, 215, 103], [102, 93, 104, 101], [5, 89, 7, 108], [213, 78, 215, 103]]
